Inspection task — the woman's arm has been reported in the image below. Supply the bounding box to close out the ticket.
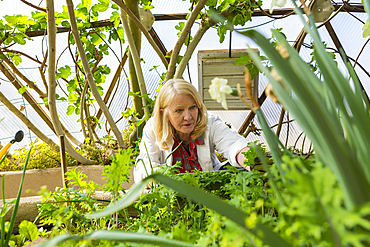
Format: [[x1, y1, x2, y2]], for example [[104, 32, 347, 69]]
[[134, 119, 163, 183], [209, 115, 251, 169]]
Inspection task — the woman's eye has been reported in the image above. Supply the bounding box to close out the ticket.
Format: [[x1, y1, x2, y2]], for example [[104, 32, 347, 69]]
[[190, 105, 196, 110], [175, 109, 182, 113]]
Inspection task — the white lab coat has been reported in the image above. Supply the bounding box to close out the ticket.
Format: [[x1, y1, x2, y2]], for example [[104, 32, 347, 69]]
[[134, 114, 249, 183]]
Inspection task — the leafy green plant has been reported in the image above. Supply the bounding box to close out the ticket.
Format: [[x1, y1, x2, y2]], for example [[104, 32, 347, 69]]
[[10, 220, 42, 246], [37, 168, 106, 238], [0, 138, 120, 172], [102, 148, 135, 197], [0, 139, 76, 171]]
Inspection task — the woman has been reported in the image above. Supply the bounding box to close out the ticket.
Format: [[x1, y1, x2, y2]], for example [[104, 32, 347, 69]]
[[134, 79, 250, 183]]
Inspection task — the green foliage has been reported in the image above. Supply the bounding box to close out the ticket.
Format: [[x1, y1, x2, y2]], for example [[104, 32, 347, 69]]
[[56, 66, 72, 80], [0, 138, 115, 172], [38, 143, 280, 247], [17, 86, 29, 95], [175, 22, 192, 45], [37, 168, 104, 237], [126, 91, 156, 119], [269, 155, 370, 246], [37, 149, 134, 241], [202, 0, 261, 43], [0, 139, 75, 171], [18, 220, 41, 242], [140, 0, 154, 10], [33, 136, 370, 247], [2, 220, 42, 247], [102, 148, 135, 197], [308, 42, 337, 74], [243, 11, 370, 208], [0, 0, 121, 119]]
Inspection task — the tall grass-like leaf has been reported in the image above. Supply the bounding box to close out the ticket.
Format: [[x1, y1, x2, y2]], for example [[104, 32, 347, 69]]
[[1, 155, 7, 247], [364, 0, 370, 20], [4, 147, 33, 245], [87, 177, 153, 219], [87, 174, 290, 246], [38, 230, 196, 247], [239, 21, 370, 209], [254, 109, 285, 181]]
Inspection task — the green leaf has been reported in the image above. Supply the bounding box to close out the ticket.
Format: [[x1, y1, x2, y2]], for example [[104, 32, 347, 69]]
[[171, 224, 197, 244], [90, 32, 106, 45], [92, 0, 109, 12], [363, 19, 370, 38], [102, 148, 134, 194], [233, 55, 251, 65], [233, 14, 244, 26], [175, 22, 185, 32], [175, 22, 185, 37], [206, 0, 217, 7], [11, 54, 22, 66], [18, 220, 40, 241], [4, 15, 19, 25], [67, 79, 78, 92], [116, 26, 124, 42], [217, 25, 228, 43], [67, 105, 75, 115], [97, 85, 104, 96], [56, 66, 72, 80], [18, 86, 27, 95], [110, 11, 121, 27], [68, 92, 78, 102], [0, 205, 12, 217], [12, 33, 28, 45]]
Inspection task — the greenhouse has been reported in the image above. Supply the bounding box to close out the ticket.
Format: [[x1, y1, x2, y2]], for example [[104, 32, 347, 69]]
[[0, 0, 369, 246]]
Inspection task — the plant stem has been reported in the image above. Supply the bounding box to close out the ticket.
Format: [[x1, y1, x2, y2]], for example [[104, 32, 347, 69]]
[[119, 9, 150, 119], [47, 0, 96, 164], [165, 0, 208, 81], [5, 147, 32, 244], [111, 0, 168, 69], [66, 0, 126, 149]]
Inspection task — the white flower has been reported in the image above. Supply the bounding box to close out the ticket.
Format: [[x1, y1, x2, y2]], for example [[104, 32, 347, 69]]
[[270, 0, 287, 13], [209, 77, 232, 110]]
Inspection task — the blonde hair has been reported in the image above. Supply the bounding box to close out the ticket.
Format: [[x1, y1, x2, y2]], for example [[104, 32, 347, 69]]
[[152, 79, 208, 150]]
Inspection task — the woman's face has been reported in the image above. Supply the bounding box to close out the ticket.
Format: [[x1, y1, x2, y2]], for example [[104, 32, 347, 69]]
[[166, 94, 198, 141]]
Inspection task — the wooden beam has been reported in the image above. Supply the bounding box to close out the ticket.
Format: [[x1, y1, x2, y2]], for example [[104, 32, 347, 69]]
[[324, 21, 370, 105], [238, 91, 266, 135], [24, 4, 364, 38], [149, 28, 169, 61]]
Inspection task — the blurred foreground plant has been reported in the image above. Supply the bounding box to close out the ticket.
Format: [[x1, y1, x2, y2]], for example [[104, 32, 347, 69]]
[[1, 147, 37, 246]]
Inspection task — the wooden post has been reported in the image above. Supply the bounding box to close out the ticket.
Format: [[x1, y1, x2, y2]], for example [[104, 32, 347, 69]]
[[59, 135, 68, 188]]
